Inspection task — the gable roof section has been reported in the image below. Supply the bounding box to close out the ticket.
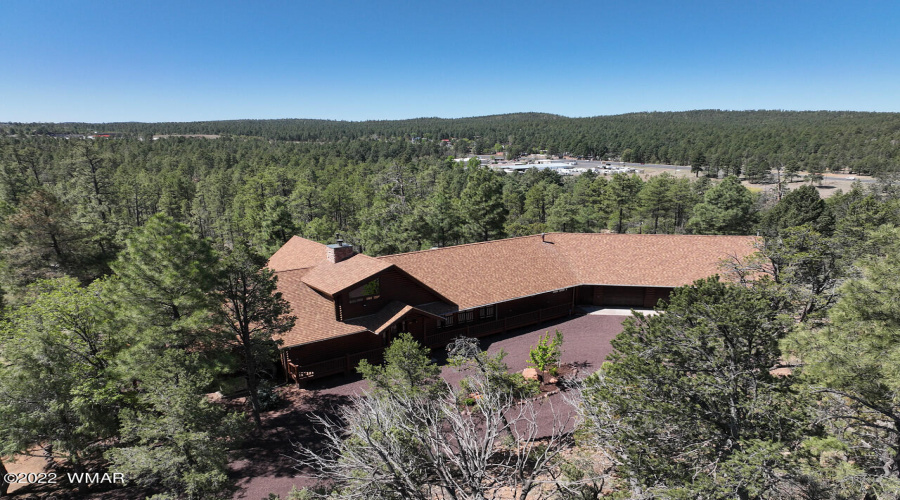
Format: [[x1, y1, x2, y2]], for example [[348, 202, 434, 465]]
[[268, 235, 328, 272], [300, 253, 393, 297], [380, 235, 579, 310], [273, 269, 368, 347], [345, 300, 447, 335]]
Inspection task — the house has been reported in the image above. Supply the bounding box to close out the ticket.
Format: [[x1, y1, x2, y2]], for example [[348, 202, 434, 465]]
[[268, 232, 758, 383]]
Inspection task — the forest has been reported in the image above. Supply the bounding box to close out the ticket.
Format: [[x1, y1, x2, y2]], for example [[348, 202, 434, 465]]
[[0, 111, 899, 498], [8, 109, 900, 175]]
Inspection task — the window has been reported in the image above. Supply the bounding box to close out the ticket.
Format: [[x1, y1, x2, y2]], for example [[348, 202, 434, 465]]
[[349, 279, 380, 304], [479, 305, 496, 319], [458, 310, 474, 323]]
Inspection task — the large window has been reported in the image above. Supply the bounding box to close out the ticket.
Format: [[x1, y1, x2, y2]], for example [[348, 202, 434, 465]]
[[479, 305, 496, 319], [458, 310, 474, 324], [349, 279, 380, 304]]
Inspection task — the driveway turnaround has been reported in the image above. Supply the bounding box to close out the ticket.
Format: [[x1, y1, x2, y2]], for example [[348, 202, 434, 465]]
[[230, 309, 637, 499]]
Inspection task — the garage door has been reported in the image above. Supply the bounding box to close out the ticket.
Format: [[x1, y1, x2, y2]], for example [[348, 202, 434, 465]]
[[603, 286, 646, 307]]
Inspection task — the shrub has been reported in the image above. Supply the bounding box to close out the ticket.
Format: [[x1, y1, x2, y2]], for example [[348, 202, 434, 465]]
[[527, 329, 564, 373], [256, 380, 282, 411]]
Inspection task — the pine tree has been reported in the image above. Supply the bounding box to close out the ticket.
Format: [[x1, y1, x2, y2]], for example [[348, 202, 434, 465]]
[[109, 213, 220, 362], [215, 242, 294, 427], [762, 184, 835, 236], [638, 172, 675, 233], [602, 173, 643, 233], [581, 277, 809, 498], [0, 277, 122, 479], [459, 165, 507, 241], [105, 350, 248, 499], [687, 175, 757, 235], [787, 226, 900, 492]]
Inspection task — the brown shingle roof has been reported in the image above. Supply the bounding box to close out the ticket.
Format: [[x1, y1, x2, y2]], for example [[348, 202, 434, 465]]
[[381, 233, 757, 309], [344, 301, 414, 334], [380, 235, 577, 310], [270, 233, 758, 348], [274, 269, 368, 347], [345, 300, 448, 335], [300, 254, 393, 297], [416, 301, 459, 316], [268, 236, 327, 272], [548, 233, 756, 286]]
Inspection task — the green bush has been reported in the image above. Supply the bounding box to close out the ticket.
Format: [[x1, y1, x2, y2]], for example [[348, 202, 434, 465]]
[[256, 380, 282, 411], [527, 330, 564, 373]]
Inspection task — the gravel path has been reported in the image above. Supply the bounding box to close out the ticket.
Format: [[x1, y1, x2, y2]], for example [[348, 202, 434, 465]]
[[231, 309, 636, 499]]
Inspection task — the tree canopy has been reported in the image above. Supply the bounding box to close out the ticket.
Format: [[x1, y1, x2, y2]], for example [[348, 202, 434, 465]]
[[581, 277, 810, 498]]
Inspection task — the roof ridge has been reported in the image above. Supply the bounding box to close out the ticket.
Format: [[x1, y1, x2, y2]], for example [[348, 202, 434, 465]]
[[378, 232, 756, 260], [378, 233, 552, 259], [274, 266, 318, 273]]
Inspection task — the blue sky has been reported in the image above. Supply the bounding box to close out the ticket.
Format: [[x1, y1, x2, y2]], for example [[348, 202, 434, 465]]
[[2, 0, 899, 122]]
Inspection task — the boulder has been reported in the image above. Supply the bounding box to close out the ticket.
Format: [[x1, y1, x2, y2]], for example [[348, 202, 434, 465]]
[[522, 368, 540, 381], [547, 376, 559, 385]]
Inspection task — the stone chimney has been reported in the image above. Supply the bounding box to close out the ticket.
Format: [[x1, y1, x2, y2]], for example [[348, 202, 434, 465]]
[[326, 234, 355, 264]]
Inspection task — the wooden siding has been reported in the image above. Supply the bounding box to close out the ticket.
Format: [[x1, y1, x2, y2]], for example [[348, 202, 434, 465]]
[[643, 287, 673, 309], [284, 292, 576, 383], [286, 285, 679, 383], [603, 286, 646, 307], [383, 311, 430, 345], [494, 288, 573, 318], [286, 331, 382, 366], [577, 285, 675, 308], [338, 267, 445, 320]]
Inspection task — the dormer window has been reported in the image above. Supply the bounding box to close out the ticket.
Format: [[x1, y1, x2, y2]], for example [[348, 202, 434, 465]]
[[349, 279, 380, 304]]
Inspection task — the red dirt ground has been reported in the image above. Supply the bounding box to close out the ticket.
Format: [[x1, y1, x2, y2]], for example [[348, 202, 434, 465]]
[[230, 309, 633, 499]]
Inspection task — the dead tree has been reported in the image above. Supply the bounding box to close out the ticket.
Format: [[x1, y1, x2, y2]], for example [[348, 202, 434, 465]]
[[296, 369, 574, 499]]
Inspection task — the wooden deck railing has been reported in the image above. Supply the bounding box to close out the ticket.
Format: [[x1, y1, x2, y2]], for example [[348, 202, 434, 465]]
[[286, 347, 386, 385], [422, 304, 573, 349], [287, 360, 302, 381], [347, 347, 386, 371], [286, 303, 573, 384]]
